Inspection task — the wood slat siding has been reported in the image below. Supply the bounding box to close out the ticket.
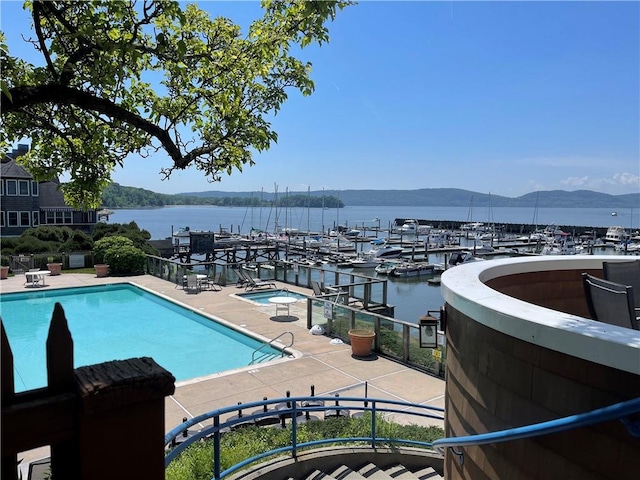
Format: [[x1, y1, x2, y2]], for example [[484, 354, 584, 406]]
[[444, 278, 640, 480]]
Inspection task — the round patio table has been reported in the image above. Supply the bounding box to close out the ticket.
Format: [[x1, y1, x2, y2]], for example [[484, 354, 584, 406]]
[[268, 296, 298, 317]]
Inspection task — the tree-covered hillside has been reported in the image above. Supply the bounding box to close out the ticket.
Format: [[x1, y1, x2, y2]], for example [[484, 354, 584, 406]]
[[102, 183, 639, 209], [101, 183, 344, 208]]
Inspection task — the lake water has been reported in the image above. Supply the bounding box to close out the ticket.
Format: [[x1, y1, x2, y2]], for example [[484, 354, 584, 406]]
[[109, 205, 639, 241], [106, 205, 637, 323]]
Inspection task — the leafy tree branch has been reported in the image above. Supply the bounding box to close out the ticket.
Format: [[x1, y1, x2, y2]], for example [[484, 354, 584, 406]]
[[1, 0, 353, 208]]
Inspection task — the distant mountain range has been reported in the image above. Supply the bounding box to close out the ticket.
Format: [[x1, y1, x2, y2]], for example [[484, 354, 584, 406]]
[[180, 188, 639, 209]]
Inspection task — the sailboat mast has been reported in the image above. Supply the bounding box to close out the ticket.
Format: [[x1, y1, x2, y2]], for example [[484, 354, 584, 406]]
[[307, 186, 311, 234], [321, 187, 325, 235]]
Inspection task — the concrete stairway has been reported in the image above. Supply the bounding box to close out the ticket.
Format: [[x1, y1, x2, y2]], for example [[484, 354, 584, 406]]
[[227, 446, 444, 480], [298, 462, 443, 479]]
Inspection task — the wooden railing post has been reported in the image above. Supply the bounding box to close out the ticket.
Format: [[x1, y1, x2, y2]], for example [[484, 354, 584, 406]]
[[74, 357, 175, 480], [47, 303, 80, 479], [1, 322, 18, 480]]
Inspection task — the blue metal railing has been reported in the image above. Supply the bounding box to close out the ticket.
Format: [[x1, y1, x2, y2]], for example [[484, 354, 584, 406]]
[[164, 395, 445, 479], [432, 396, 640, 463], [165, 395, 640, 479]]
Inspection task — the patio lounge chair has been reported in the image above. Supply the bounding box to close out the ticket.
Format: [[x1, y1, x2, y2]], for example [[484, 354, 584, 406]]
[[582, 273, 638, 330], [242, 272, 276, 291], [233, 268, 250, 288], [203, 272, 223, 291], [311, 280, 324, 296]]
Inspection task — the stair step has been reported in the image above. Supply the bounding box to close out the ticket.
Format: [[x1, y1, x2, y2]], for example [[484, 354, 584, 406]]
[[413, 466, 443, 479], [358, 463, 395, 479], [329, 465, 367, 480], [304, 469, 336, 480], [384, 464, 419, 479]]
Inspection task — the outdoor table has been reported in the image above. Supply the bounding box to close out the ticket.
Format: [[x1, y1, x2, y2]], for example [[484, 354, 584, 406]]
[[268, 296, 298, 317], [25, 270, 51, 287]]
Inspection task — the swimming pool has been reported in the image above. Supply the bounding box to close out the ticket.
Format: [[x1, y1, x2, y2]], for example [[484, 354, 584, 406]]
[[236, 289, 309, 304], [0, 284, 281, 392]]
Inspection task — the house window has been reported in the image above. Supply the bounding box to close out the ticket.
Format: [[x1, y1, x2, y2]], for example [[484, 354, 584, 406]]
[[0, 211, 5, 227], [8, 211, 18, 226], [44, 211, 73, 224], [31, 181, 39, 196], [32, 211, 39, 226], [20, 211, 30, 227], [18, 180, 30, 196], [6, 180, 17, 196], [0, 179, 3, 195]]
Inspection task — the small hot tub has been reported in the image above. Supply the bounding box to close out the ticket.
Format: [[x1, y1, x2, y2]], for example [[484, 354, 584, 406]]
[[236, 289, 309, 305]]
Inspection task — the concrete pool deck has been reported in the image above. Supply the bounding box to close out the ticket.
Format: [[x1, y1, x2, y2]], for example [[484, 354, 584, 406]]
[[1, 272, 445, 468]]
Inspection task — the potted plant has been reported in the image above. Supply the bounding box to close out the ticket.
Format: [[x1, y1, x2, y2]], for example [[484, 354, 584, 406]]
[[348, 329, 376, 358], [46, 256, 63, 276], [0, 257, 9, 280], [94, 264, 110, 277]]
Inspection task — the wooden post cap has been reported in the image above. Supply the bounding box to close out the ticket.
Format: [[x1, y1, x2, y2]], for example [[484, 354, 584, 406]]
[[74, 357, 175, 414]]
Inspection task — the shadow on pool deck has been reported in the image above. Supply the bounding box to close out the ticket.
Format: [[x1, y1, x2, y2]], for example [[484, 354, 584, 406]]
[[1, 272, 445, 470]]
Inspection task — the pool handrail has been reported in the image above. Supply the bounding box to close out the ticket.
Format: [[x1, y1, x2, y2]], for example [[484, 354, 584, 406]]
[[250, 331, 294, 363]]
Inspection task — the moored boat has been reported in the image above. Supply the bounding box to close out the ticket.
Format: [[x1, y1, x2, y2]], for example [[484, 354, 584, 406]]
[[604, 226, 629, 243], [389, 262, 438, 277], [374, 261, 400, 275], [368, 241, 404, 259]]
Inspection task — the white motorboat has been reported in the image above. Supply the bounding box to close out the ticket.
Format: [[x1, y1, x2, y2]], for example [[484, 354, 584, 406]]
[[604, 226, 629, 243], [350, 252, 380, 268], [374, 261, 401, 275], [448, 251, 484, 267], [389, 262, 438, 277], [368, 241, 404, 259]]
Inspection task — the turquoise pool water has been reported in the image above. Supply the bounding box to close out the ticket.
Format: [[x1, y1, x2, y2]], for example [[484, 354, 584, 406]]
[[0, 284, 280, 392], [237, 289, 309, 304]]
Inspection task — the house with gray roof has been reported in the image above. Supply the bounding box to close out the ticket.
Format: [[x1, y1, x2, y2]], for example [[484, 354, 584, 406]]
[[1, 144, 97, 237]]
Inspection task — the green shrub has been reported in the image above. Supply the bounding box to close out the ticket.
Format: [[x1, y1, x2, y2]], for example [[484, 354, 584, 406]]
[[22, 226, 74, 243], [0, 237, 18, 254], [12, 237, 58, 254], [60, 230, 94, 252], [104, 244, 146, 274], [93, 236, 133, 264]]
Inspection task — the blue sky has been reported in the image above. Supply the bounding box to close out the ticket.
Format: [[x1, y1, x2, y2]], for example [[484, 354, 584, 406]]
[[2, 1, 639, 197]]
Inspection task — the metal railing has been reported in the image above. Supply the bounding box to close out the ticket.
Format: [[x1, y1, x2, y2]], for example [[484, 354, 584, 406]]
[[251, 331, 294, 364], [144, 255, 447, 378], [432, 397, 640, 464], [164, 395, 640, 479], [164, 395, 445, 479], [306, 297, 446, 377]]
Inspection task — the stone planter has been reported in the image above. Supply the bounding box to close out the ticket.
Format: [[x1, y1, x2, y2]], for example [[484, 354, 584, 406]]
[[0, 266, 9, 280], [47, 262, 62, 276], [348, 329, 376, 358], [94, 264, 110, 278]]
